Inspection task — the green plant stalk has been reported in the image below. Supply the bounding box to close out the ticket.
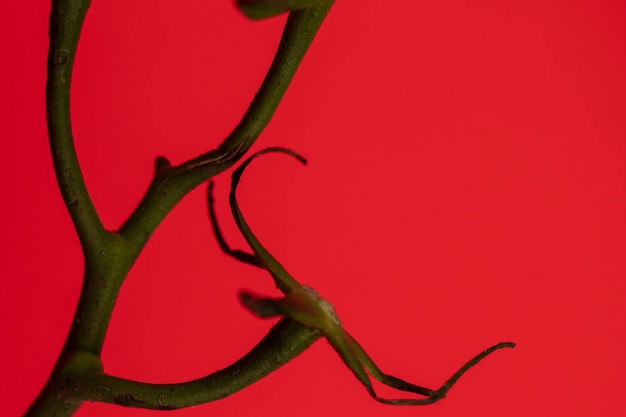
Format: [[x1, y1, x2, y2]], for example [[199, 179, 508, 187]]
[[58, 319, 320, 410], [26, 1, 333, 415], [46, 0, 103, 252], [119, 2, 335, 249]]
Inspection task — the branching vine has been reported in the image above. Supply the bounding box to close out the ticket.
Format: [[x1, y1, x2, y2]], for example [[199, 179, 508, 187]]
[[27, 0, 514, 416]]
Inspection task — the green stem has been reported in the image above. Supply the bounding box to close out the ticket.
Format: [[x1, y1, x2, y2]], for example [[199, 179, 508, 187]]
[[46, 0, 107, 254], [62, 320, 320, 410], [26, 320, 319, 415], [28, 1, 334, 416], [119, 3, 334, 250]]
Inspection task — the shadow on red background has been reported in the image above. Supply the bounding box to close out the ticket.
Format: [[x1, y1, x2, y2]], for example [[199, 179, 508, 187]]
[[2, 1, 625, 416]]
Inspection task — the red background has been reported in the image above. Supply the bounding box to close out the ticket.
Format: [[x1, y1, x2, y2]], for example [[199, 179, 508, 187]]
[[2, 1, 625, 416]]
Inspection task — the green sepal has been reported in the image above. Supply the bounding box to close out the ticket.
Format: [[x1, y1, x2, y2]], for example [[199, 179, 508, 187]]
[[239, 291, 285, 317], [236, 0, 332, 20]]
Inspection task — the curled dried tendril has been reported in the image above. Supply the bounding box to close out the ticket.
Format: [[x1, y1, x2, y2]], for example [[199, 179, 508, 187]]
[[207, 147, 514, 405]]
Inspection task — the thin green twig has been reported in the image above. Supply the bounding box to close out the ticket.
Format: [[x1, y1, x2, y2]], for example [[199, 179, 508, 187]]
[[119, 3, 334, 251], [46, 0, 107, 254]]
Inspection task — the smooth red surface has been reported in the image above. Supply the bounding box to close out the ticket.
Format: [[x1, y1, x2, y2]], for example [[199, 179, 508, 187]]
[[2, 1, 625, 416]]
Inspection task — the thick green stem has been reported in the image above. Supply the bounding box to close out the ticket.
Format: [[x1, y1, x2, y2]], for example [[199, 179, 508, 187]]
[[26, 320, 320, 415], [63, 320, 320, 410], [61, 233, 133, 355], [25, 351, 102, 417], [28, 1, 334, 416]]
